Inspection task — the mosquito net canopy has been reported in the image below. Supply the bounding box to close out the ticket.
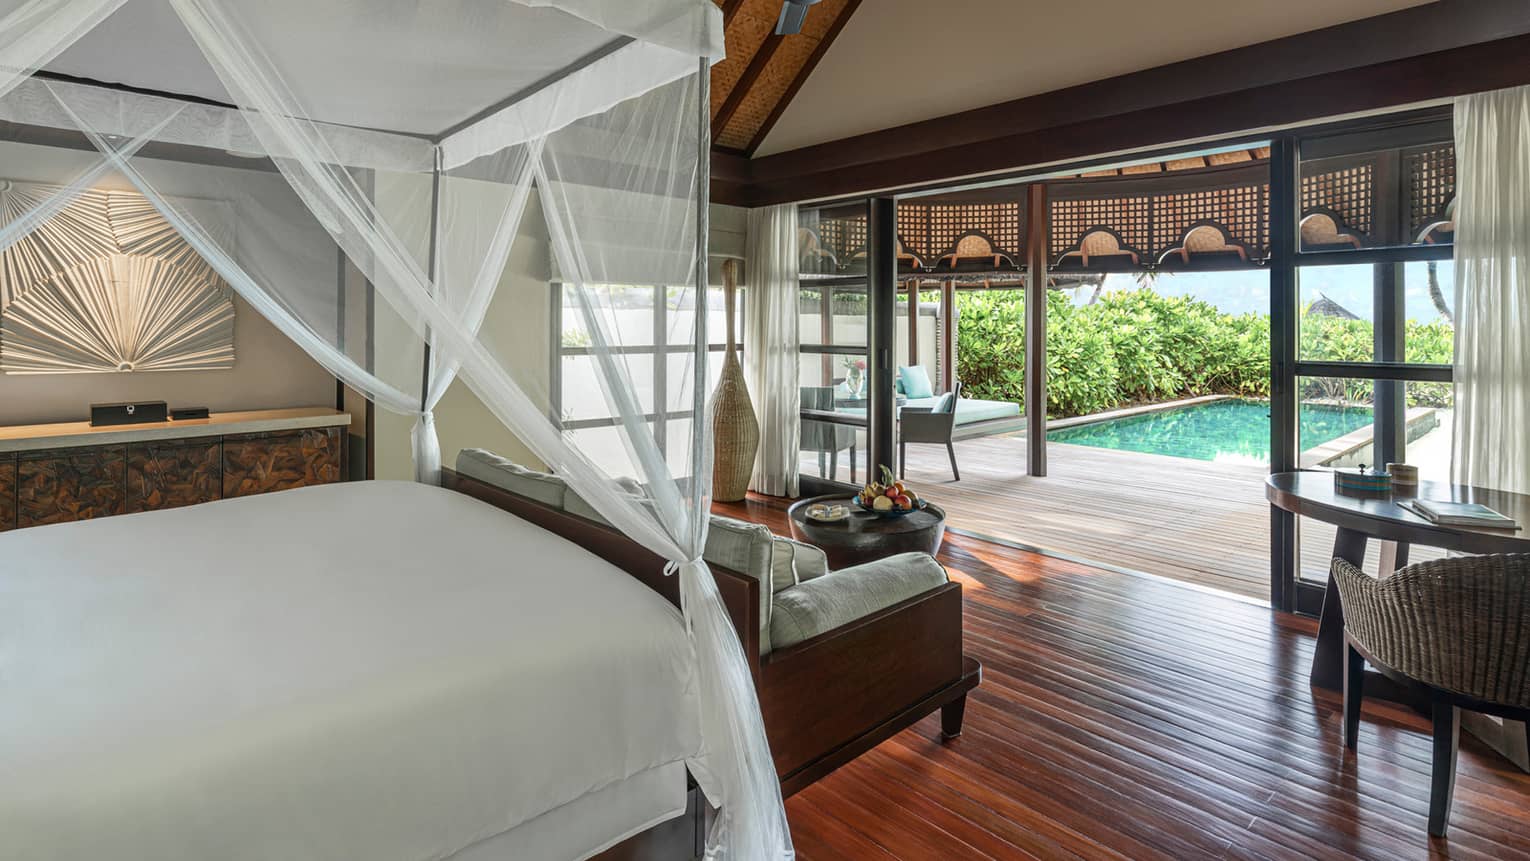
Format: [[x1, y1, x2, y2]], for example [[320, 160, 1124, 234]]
[[0, 1, 792, 858]]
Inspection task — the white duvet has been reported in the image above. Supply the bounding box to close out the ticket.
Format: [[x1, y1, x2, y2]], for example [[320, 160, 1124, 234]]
[[0, 480, 702, 860]]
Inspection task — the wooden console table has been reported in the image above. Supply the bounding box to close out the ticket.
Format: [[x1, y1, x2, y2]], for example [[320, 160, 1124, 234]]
[[0, 407, 349, 531]]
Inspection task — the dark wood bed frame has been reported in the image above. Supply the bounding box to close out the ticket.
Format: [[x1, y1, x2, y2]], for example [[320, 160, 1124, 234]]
[[440, 468, 980, 859]]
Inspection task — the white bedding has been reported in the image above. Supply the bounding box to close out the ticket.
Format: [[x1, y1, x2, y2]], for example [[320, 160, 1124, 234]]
[[0, 480, 702, 861]]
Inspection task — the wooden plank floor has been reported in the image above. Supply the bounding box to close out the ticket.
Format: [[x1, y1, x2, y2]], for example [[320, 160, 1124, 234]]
[[870, 436, 1442, 601], [716, 495, 1530, 861]]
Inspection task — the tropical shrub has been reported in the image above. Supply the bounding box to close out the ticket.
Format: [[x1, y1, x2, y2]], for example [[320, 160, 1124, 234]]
[[954, 287, 1452, 418]]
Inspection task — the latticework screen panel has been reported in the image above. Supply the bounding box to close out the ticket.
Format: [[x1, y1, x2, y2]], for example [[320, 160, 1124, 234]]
[[1301, 161, 1375, 238], [1404, 143, 1456, 239], [1049, 195, 1151, 260], [1153, 183, 1267, 260], [897, 200, 1025, 264]]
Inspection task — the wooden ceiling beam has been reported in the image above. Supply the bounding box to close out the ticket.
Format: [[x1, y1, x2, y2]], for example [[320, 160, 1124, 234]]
[[713, 31, 785, 140], [715, 1, 1530, 205], [720, 0, 747, 28], [744, 0, 862, 156]]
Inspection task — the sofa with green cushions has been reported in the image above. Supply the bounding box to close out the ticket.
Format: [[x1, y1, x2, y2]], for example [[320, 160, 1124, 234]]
[[450, 448, 980, 795], [896, 365, 1024, 439]]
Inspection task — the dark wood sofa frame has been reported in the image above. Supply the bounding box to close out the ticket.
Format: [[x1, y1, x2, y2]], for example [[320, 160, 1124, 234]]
[[442, 467, 980, 855]]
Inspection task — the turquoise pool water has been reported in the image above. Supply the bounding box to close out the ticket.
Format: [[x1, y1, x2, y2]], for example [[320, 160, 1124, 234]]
[[1047, 398, 1373, 464]]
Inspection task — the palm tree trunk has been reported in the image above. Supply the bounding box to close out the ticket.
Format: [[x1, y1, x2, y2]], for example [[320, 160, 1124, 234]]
[[1427, 260, 1453, 324]]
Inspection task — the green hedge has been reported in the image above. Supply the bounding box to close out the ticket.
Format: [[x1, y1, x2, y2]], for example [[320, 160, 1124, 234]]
[[954, 288, 1453, 418]]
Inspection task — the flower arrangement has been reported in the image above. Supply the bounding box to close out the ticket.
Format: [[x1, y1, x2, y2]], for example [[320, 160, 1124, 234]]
[[841, 356, 867, 396]]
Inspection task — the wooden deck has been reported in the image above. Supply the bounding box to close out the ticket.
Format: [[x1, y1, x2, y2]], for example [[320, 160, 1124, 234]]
[[715, 496, 1530, 860], [886, 435, 1439, 601]]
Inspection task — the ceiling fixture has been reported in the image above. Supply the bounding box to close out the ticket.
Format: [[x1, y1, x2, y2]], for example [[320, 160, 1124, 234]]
[[775, 0, 821, 35]]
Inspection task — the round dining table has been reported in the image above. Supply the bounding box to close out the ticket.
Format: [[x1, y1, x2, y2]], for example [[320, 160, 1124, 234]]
[[1267, 471, 1530, 769], [1266, 471, 1530, 690]]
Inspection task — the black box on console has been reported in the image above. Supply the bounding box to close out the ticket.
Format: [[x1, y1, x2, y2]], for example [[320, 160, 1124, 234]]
[[90, 401, 169, 427]]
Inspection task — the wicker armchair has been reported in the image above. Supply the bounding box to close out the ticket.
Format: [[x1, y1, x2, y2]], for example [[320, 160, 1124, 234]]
[[1333, 554, 1530, 837]]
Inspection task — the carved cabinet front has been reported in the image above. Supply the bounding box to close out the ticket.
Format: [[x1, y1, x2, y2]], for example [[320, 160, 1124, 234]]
[[17, 446, 127, 528], [0, 455, 16, 532], [128, 440, 223, 513], [223, 428, 343, 499], [0, 424, 344, 530]]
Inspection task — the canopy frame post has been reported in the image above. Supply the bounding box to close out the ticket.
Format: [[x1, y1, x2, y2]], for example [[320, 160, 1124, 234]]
[[421, 147, 443, 413]]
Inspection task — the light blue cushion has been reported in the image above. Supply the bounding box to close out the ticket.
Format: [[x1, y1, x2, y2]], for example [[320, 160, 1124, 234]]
[[895, 376, 907, 395], [899, 365, 934, 399], [952, 397, 1021, 424], [933, 391, 957, 414]]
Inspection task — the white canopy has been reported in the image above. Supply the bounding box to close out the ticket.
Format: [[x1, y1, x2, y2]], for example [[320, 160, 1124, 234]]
[[0, 1, 791, 859]]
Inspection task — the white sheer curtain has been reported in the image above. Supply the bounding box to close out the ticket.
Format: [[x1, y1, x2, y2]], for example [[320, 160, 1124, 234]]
[[745, 203, 801, 496], [0, 1, 791, 858], [1451, 85, 1530, 495]]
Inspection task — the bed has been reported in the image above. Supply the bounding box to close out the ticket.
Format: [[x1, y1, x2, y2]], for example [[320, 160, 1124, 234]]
[[0, 480, 705, 860]]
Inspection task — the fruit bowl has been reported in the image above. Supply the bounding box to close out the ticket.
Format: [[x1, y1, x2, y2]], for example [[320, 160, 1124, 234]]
[[853, 493, 927, 518], [853, 466, 926, 518]]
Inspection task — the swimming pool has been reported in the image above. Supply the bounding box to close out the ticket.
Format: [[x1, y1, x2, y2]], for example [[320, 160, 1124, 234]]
[[1046, 398, 1373, 464]]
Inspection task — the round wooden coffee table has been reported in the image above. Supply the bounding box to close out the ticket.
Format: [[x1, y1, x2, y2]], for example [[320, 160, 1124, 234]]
[[786, 494, 947, 569]]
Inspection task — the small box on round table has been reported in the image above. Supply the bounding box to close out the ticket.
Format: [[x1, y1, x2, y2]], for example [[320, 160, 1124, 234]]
[[787, 494, 947, 569]]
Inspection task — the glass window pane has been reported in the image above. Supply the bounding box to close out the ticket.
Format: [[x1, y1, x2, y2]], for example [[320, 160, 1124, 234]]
[[1297, 123, 1455, 251], [799, 203, 868, 277], [798, 286, 825, 346], [1401, 379, 1454, 483], [663, 285, 743, 348], [797, 284, 868, 349], [1402, 260, 1455, 364], [798, 416, 865, 484], [563, 284, 659, 347], [559, 354, 654, 422], [1296, 375, 1376, 468], [1299, 265, 1374, 362], [666, 351, 724, 415]]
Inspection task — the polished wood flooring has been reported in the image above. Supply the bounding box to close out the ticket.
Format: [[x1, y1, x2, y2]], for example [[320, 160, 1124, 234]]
[[716, 495, 1530, 861]]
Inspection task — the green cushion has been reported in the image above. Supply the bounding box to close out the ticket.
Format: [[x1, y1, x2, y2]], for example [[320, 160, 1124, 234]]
[[899, 365, 934, 398], [771, 536, 829, 588], [705, 515, 778, 654], [769, 552, 949, 650], [456, 448, 566, 507], [563, 477, 645, 523]]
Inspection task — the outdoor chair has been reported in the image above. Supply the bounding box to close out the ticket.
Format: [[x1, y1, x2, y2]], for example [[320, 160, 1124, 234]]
[[800, 385, 858, 483], [899, 382, 961, 481], [1334, 553, 1530, 838]]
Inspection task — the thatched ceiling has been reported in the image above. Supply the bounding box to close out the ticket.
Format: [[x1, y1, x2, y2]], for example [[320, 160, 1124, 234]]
[[709, 0, 861, 154]]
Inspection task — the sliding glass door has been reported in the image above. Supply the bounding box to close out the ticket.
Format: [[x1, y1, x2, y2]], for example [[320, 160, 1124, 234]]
[[1270, 109, 1456, 612]]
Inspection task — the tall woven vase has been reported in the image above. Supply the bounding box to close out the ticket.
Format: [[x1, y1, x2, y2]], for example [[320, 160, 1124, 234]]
[[711, 259, 759, 501]]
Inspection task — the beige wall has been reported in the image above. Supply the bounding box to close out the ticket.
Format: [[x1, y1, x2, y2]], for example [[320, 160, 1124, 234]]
[[371, 179, 554, 480], [0, 142, 336, 427]]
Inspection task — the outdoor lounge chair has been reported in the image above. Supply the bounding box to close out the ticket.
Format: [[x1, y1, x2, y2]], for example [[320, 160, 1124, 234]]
[[899, 382, 961, 481]]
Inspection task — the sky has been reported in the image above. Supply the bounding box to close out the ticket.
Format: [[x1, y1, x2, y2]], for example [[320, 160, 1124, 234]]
[[1068, 261, 1455, 324]]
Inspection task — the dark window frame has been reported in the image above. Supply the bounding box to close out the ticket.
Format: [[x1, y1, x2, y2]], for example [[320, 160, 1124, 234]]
[[548, 283, 739, 452]]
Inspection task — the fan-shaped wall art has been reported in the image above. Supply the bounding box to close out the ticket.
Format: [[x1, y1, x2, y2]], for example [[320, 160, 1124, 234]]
[[0, 180, 234, 374]]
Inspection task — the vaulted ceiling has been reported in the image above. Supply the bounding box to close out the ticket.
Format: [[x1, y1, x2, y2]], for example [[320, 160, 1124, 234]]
[[711, 0, 1432, 159], [708, 0, 861, 154]]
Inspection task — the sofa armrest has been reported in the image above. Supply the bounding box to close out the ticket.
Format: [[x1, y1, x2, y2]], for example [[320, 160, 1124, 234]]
[[769, 552, 949, 649]]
